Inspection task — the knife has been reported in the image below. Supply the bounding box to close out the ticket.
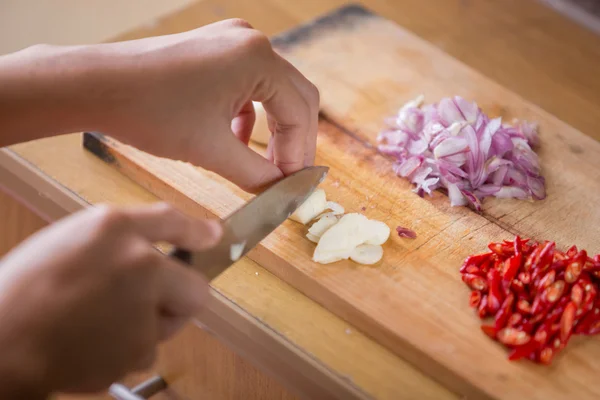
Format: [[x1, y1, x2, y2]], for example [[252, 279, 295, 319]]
[[169, 166, 329, 280]]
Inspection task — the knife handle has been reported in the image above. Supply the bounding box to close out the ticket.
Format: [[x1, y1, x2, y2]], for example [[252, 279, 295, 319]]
[[169, 247, 192, 264]]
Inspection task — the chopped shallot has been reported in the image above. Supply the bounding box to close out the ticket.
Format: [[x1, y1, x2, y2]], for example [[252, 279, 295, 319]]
[[396, 226, 417, 239], [378, 95, 546, 210]]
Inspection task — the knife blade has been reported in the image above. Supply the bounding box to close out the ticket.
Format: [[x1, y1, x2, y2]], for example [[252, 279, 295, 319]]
[[170, 166, 329, 280]]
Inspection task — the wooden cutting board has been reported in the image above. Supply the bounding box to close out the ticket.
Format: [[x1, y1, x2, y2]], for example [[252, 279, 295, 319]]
[[83, 5, 600, 399]]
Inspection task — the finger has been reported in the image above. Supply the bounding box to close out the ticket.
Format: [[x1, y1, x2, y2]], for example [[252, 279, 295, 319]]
[[158, 314, 188, 342], [123, 203, 222, 250], [231, 100, 256, 146], [157, 257, 210, 319], [253, 59, 313, 175], [199, 132, 284, 193], [277, 55, 319, 166]]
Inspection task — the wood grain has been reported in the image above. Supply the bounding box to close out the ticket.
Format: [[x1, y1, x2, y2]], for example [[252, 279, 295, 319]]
[[82, 5, 600, 400], [5, 0, 600, 398]]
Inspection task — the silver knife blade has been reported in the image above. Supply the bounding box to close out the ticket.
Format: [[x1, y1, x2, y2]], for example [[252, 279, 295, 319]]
[[171, 166, 329, 280]]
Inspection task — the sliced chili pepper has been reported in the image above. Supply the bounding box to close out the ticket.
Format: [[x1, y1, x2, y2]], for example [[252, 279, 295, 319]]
[[571, 283, 584, 308], [539, 346, 555, 365], [464, 265, 483, 276], [502, 253, 522, 288], [524, 246, 541, 271], [460, 252, 493, 273], [518, 271, 531, 285], [497, 327, 531, 346], [586, 320, 600, 335], [480, 324, 496, 339], [534, 241, 555, 271], [574, 308, 600, 334], [543, 280, 566, 304], [494, 293, 515, 331], [565, 250, 586, 283], [553, 251, 566, 262], [478, 295, 489, 319], [513, 236, 522, 255], [550, 259, 567, 272], [566, 245, 578, 258], [507, 313, 523, 327], [517, 299, 532, 315], [487, 269, 504, 314], [489, 242, 514, 257], [462, 273, 488, 291], [560, 301, 577, 342], [537, 270, 556, 292], [578, 284, 597, 317], [469, 290, 482, 308], [511, 279, 525, 294], [520, 319, 534, 334], [508, 339, 539, 361]]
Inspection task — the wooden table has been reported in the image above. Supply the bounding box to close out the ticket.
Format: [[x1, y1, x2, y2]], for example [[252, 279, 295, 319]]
[[2, 0, 600, 399]]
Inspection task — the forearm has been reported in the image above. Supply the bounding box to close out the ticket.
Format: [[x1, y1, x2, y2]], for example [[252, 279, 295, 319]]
[[0, 43, 123, 147]]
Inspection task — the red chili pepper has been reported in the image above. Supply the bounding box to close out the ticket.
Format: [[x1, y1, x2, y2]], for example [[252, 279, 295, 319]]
[[537, 270, 556, 293], [550, 259, 567, 272], [539, 346, 555, 365], [571, 283, 584, 308], [478, 295, 489, 319], [524, 246, 541, 271], [517, 299, 532, 315], [520, 319, 534, 334], [566, 245, 578, 258], [587, 320, 600, 335], [511, 279, 525, 294], [507, 313, 523, 327], [489, 242, 514, 257], [517, 272, 531, 286], [469, 290, 482, 308], [508, 339, 539, 361], [464, 265, 483, 276], [574, 308, 600, 334], [497, 327, 531, 346], [480, 324, 497, 339], [565, 250, 586, 283], [534, 241, 555, 271], [553, 251, 566, 262], [460, 252, 493, 273], [487, 269, 504, 314], [543, 280, 566, 304], [494, 293, 515, 331], [513, 236, 522, 255], [462, 273, 488, 291], [560, 302, 577, 342], [502, 254, 522, 287]]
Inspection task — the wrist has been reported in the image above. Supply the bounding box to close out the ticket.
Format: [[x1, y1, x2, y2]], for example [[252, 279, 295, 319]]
[[0, 42, 128, 145]]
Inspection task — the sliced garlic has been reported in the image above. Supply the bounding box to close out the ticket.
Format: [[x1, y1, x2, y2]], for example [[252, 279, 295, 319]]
[[313, 213, 372, 264], [364, 220, 391, 245], [249, 101, 271, 145], [290, 188, 327, 224], [306, 215, 338, 243], [324, 201, 344, 215], [350, 244, 383, 265], [230, 241, 246, 262]]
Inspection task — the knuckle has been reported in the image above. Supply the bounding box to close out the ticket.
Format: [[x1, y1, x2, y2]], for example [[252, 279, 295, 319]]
[[239, 30, 272, 54], [92, 206, 130, 232], [308, 82, 320, 108], [226, 18, 253, 29]]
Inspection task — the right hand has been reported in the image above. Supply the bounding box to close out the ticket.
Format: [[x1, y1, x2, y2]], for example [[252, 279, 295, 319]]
[[0, 203, 222, 397]]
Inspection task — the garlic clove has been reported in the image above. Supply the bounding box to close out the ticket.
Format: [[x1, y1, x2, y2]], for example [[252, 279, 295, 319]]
[[313, 213, 371, 262], [325, 201, 345, 215], [350, 244, 384, 265], [307, 215, 338, 238], [306, 233, 321, 243], [364, 220, 391, 245], [230, 241, 246, 262], [290, 188, 327, 224]]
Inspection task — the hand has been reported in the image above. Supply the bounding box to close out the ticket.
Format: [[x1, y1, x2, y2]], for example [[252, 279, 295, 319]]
[[0, 203, 222, 397], [90, 19, 319, 192]]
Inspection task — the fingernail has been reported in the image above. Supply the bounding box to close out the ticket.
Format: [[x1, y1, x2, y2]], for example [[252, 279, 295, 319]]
[[201, 219, 223, 248]]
